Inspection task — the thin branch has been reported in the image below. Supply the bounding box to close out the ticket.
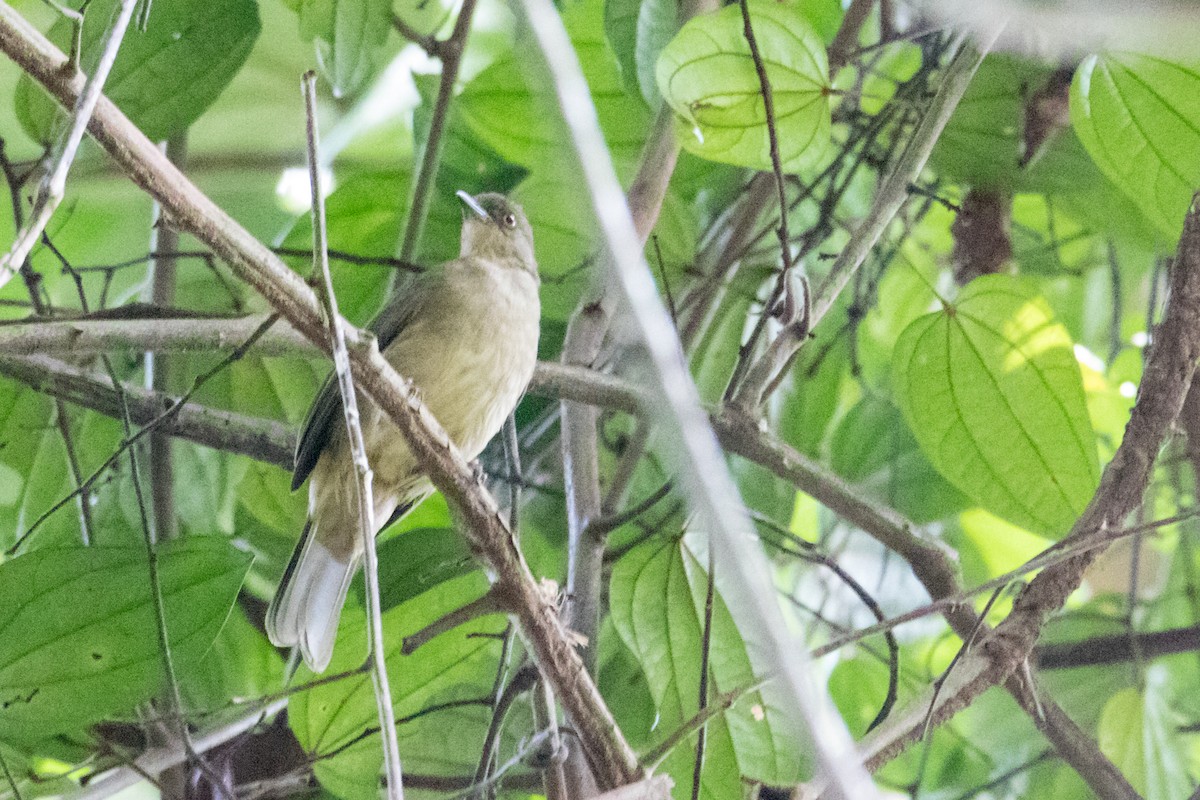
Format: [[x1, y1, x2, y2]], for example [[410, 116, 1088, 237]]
[[827, 0, 875, 73], [302, 70, 405, 800], [0, 352, 296, 468], [690, 549, 716, 800], [0, 0, 139, 290], [724, 0, 808, 412], [147, 133, 187, 543], [401, 588, 505, 655], [397, 0, 478, 266], [811, 29, 998, 330]]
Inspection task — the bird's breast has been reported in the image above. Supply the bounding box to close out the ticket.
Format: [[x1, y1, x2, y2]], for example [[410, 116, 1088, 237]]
[[374, 258, 540, 481]]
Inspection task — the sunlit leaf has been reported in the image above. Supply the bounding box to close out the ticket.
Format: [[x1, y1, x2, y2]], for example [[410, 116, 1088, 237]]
[[1072, 52, 1200, 239], [893, 275, 1099, 537], [0, 539, 250, 740], [656, 0, 831, 172]]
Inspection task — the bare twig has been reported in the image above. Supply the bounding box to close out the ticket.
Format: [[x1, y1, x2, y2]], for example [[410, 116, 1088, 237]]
[[724, 0, 808, 412], [690, 550, 716, 800], [827, 0, 876, 73], [397, 0, 478, 266], [302, 70, 405, 800], [401, 588, 505, 655], [146, 133, 187, 543], [0, 0, 139, 290], [810, 29, 998, 329]]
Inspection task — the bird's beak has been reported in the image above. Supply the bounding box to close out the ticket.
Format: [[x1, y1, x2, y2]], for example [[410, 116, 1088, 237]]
[[456, 190, 489, 220]]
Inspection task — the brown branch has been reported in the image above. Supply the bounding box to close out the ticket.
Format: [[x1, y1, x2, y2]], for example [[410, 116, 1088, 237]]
[[0, 9, 640, 787], [827, 0, 875, 73]]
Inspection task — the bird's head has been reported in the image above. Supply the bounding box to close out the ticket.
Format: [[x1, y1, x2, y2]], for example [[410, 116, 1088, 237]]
[[457, 191, 538, 278]]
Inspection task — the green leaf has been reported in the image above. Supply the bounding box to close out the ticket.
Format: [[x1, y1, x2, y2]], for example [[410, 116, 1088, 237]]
[[458, 0, 650, 177], [1097, 669, 1191, 800], [610, 536, 807, 798], [1072, 52, 1200, 240], [0, 539, 251, 740], [893, 276, 1099, 537], [352, 526, 475, 613], [635, 0, 679, 107], [656, 0, 831, 172], [309, 0, 392, 98], [289, 573, 505, 797], [830, 396, 970, 524], [16, 0, 259, 143]]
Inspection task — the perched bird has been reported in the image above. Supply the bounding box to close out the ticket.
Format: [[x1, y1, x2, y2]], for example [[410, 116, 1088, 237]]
[[266, 191, 541, 671]]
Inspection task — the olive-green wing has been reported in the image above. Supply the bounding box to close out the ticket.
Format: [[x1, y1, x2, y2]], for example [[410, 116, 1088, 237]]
[[290, 271, 432, 490]]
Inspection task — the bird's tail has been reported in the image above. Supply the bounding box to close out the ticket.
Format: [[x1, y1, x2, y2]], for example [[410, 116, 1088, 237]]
[[265, 518, 360, 673]]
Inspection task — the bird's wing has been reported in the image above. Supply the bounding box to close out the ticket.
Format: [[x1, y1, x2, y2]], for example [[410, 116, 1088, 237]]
[[291, 269, 435, 490]]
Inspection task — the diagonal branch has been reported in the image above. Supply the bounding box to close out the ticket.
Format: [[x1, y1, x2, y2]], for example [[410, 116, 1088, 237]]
[[0, 6, 639, 788]]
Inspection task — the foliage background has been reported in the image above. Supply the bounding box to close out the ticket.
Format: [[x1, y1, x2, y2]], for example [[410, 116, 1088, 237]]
[[0, 0, 1199, 798]]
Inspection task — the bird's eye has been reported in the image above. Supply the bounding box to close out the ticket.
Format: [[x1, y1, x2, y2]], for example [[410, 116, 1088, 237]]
[[503, 213, 517, 228]]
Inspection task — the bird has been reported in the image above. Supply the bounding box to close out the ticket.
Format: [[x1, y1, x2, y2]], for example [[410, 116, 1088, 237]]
[[266, 190, 541, 672]]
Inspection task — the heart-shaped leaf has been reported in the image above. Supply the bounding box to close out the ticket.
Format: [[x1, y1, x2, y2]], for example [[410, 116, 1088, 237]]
[[656, 0, 831, 172], [1072, 53, 1200, 240], [893, 276, 1099, 536]]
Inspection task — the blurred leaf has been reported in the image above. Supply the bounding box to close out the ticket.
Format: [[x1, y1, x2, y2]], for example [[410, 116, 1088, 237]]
[[656, 0, 831, 172], [306, 0, 392, 98], [1098, 669, 1191, 800], [893, 275, 1099, 537], [1072, 52, 1200, 241], [458, 0, 650, 177], [16, 0, 259, 143], [0, 539, 250, 740], [289, 573, 505, 796], [610, 535, 807, 798], [830, 396, 970, 523]]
